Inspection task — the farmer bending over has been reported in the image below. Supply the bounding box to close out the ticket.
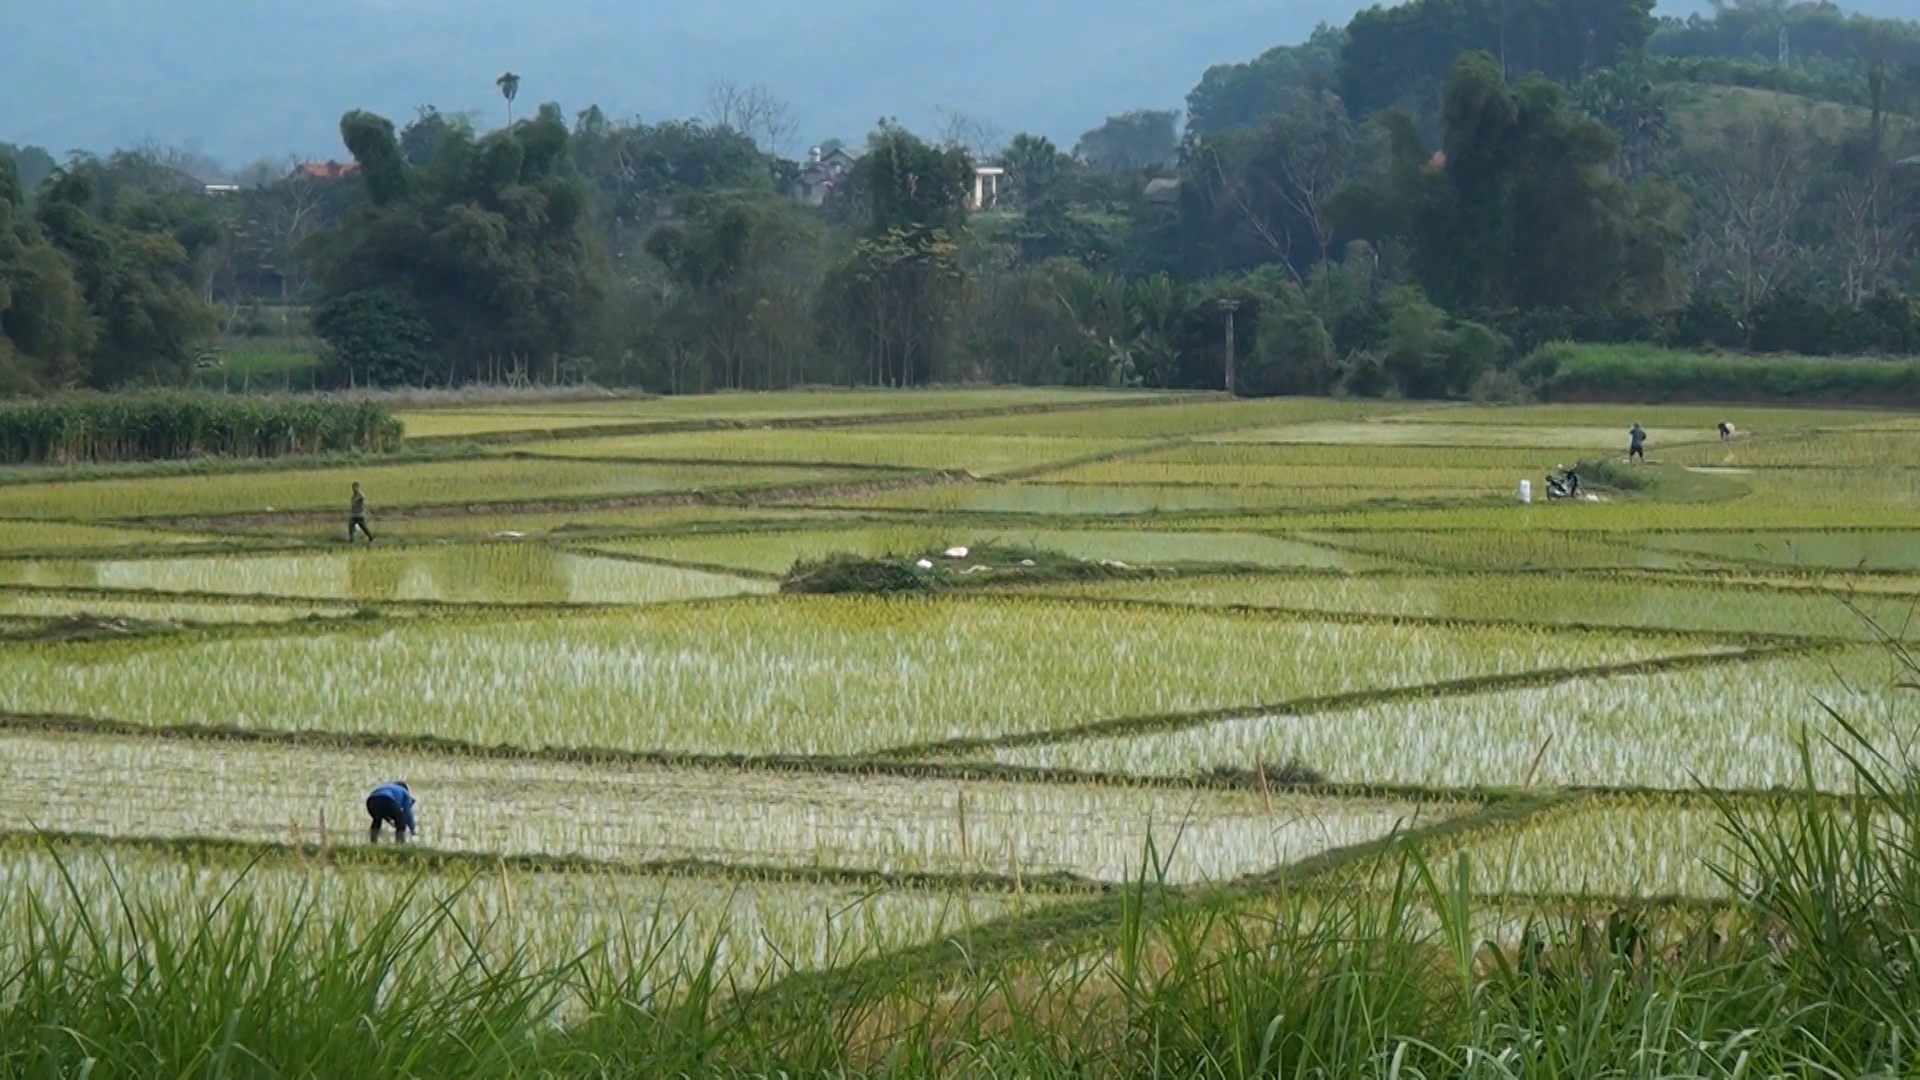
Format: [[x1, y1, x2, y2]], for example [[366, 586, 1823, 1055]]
[[366, 781, 415, 843]]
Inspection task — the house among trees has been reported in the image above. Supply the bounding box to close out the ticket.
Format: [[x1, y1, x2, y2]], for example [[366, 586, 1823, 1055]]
[[291, 160, 360, 181], [969, 165, 1004, 211], [791, 146, 858, 206]]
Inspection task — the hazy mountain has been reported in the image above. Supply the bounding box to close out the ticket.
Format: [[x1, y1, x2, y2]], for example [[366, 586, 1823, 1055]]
[[4, 0, 1912, 166]]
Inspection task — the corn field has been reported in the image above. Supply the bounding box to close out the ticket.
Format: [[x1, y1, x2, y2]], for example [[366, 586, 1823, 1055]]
[[0, 394, 404, 465]]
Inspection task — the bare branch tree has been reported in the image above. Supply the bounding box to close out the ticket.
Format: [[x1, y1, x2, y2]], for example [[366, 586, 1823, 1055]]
[[1203, 92, 1355, 291], [1831, 166, 1902, 305], [934, 106, 1004, 162], [1684, 115, 1814, 309], [706, 80, 799, 157]]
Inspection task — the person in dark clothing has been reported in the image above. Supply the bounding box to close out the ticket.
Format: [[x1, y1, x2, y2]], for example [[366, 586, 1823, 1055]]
[[348, 482, 374, 543], [366, 781, 415, 843], [1628, 423, 1647, 463]]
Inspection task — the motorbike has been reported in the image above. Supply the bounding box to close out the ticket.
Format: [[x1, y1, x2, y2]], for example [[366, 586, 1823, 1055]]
[[1544, 467, 1582, 500]]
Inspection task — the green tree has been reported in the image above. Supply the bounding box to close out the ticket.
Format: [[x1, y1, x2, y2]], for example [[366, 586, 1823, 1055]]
[[1188, 90, 1358, 284], [0, 157, 94, 389], [312, 289, 436, 386], [1075, 110, 1181, 175], [644, 192, 824, 389], [317, 102, 609, 386], [30, 162, 216, 387], [1339, 0, 1656, 126], [0, 143, 58, 197], [999, 133, 1077, 209], [1248, 309, 1339, 395], [1187, 25, 1346, 135], [820, 123, 974, 387], [497, 72, 521, 125], [1333, 53, 1683, 315]]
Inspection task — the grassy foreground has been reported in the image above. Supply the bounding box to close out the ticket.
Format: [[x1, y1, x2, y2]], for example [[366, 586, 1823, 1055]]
[[5, 728, 1916, 1078]]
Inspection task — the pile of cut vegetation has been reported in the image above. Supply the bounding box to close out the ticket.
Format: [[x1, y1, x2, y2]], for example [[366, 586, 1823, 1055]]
[[780, 543, 1164, 595]]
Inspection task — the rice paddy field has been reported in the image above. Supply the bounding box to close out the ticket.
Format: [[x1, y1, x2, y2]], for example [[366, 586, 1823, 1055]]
[[4, 386, 1920, 1075]]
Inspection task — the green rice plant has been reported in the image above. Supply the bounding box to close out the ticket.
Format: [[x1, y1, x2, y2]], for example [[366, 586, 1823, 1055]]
[[825, 483, 1479, 516], [863, 398, 1381, 440], [1421, 796, 1742, 899], [366, 505, 831, 542], [0, 598, 1701, 758], [985, 647, 1908, 791], [1668, 430, 1920, 469], [1050, 571, 1920, 640], [593, 527, 1386, 575], [1042, 461, 1525, 492], [0, 730, 1461, 885], [0, 394, 403, 464], [396, 411, 651, 439], [1214, 502, 1920, 534], [1711, 467, 1920, 510], [0, 545, 771, 605], [0, 459, 865, 520], [590, 527, 966, 575], [0, 519, 215, 553], [1381, 401, 1896, 430], [1300, 530, 1726, 570], [1643, 529, 1920, 571], [1208, 420, 1721, 450], [0, 590, 354, 624], [1137, 441, 1576, 471], [519, 430, 1134, 477]]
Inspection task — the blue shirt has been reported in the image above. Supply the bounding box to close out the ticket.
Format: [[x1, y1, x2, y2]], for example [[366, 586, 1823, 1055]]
[[370, 783, 416, 828]]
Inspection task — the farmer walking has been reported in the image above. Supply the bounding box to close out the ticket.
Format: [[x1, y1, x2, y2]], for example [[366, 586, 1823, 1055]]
[[366, 781, 415, 843], [348, 482, 375, 543], [1628, 423, 1647, 463]]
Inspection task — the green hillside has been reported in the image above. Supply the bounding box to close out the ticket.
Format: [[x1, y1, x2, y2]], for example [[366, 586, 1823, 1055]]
[[1668, 83, 1919, 146]]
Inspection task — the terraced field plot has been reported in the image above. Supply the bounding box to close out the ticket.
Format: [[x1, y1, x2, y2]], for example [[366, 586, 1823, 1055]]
[[0, 519, 218, 554], [593, 527, 1383, 575], [2, 390, 1917, 1021], [0, 599, 1699, 757], [0, 459, 872, 520], [981, 648, 1907, 792], [1641, 529, 1920, 571], [521, 430, 1133, 477], [824, 482, 1461, 516], [1051, 572, 1918, 640], [0, 730, 1462, 885], [1209, 420, 1723, 449], [0, 545, 770, 605]]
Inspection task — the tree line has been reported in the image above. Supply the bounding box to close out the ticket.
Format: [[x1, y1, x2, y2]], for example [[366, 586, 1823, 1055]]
[[3, 0, 1918, 399]]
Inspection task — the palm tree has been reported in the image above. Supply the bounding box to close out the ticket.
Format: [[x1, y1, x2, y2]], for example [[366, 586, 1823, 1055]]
[[496, 72, 521, 126]]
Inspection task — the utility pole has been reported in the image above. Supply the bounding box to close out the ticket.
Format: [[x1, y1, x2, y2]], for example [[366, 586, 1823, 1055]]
[[1219, 298, 1241, 395]]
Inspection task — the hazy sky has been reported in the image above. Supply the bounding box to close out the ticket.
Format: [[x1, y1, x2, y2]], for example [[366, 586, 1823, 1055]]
[[0, 0, 1902, 165]]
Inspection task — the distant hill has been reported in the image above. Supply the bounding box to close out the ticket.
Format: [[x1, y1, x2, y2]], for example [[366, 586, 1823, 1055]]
[[5, 0, 1914, 166]]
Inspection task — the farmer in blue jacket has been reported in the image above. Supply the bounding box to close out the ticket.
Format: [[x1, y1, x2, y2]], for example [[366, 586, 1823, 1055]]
[[366, 781, 416, 843]]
